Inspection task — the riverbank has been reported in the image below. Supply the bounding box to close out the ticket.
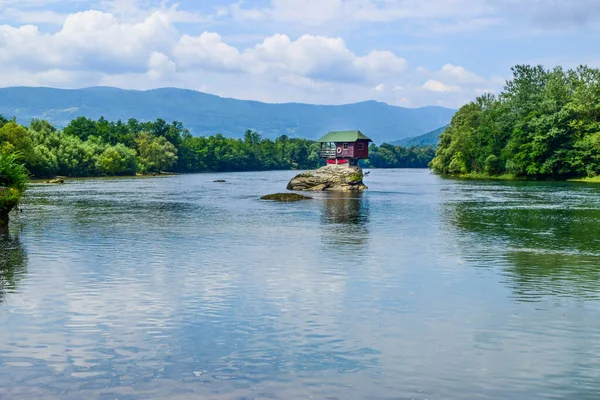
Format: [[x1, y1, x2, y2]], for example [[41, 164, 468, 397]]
[[568, 176, 600, 183], [29, 172, 182, 184], [445, 173, 522, 181], [443, 172, 600, 184]]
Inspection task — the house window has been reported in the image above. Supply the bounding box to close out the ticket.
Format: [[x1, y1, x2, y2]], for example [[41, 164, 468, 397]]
[[357, 143, 364, 150], [343, 143, 349, 150]]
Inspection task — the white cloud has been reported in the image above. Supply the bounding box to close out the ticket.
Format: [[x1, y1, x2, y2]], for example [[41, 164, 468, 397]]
[[355, 50, 408, 77], [422, 79, 462, 93], [474, 87, 496, 94], [219, 0, 600, 34], [0, 3, 496, 108], [173, 33, 406, 83], [439, 63, 485, 84], [223, 0, 495, 25], [0, 10, 177, 73], [174, 32, 243, 73], [0, 8, 67, 24], [147, 52, 176, 81]]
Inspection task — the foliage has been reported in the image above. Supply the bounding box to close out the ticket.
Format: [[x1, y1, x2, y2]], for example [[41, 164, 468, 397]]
[[0, 122, 35, 165], [135, 132, 178, 173], [0, 87, 457, 143], [0, 116, 325, 177], [0, 113, 430, 180], [365, 144, 436, 168], [431, 65, 600, 179], [96, 144, 137, 175], [0, 153, 29, 222], [0, 153, 28, 192]]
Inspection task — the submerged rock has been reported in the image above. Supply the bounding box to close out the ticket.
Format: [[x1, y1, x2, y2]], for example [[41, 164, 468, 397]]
[[213, 180, 226, 183], [261, 193, 312, 202], [287, 165, 368, 191], [45, 178, 65, 184]]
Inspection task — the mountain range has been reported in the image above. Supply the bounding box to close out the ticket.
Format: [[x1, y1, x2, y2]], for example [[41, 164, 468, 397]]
[[392, 125, 448, 147], [0, 87, 455, 144]]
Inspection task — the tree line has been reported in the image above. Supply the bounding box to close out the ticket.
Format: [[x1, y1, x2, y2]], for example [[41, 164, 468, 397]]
[[431, 65, 600, 179], [365, 144, 436, 168], [0, 115, 435, 178], [0, 116, 324, 177]]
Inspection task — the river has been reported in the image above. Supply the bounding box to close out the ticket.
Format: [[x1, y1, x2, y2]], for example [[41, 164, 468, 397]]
[[1, 169, 600, 399]]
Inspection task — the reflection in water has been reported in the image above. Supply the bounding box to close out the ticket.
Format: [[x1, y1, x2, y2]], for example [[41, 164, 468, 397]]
[[441, 183, 600, 301], [320, 191, 370, 249], [320, 191, 369, 225], [0, 228, 27, 305], [5, 172, 600, 399]]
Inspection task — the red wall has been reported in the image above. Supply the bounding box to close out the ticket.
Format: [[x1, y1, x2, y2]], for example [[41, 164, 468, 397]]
[[354, 140, 370, 159], [335, 140, 369, 159]]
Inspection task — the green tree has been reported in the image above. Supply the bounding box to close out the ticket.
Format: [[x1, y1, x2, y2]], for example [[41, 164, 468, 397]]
[[0, 122, 35, 165], [63, 117, 99, 141], [431, 64, 600, 180], [135, 132, 178, 173], [96, 144, 137, 175], [0, 153, 29, 226]]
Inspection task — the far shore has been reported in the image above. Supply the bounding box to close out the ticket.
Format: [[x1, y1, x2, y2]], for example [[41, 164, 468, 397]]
[[28, 169, 600, 186], [440, 172, 600, 184]]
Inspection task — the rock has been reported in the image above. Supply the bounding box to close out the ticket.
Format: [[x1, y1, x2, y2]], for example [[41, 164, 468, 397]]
[[287, 165, 368, 191], [261, 193, 312, 202], [213, 180, 226, 183], [45, 178, 65, 184]]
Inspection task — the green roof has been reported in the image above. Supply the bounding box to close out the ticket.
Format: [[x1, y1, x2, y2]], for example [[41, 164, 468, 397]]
[[317, 130, 372, 143]]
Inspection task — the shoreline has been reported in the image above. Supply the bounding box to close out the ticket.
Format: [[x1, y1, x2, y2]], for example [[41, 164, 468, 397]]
[[438, 172, 600, 184], [27, 167, 428, 184]]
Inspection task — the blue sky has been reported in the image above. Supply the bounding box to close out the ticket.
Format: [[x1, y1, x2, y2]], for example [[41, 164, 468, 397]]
[[0, 0, 598, 108]]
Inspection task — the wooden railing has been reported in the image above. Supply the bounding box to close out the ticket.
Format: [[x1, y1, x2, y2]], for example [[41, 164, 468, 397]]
[[319, 149, 337, 158]]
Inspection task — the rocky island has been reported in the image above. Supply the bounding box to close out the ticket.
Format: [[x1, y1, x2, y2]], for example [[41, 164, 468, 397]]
[[287, 164, 368, 191]]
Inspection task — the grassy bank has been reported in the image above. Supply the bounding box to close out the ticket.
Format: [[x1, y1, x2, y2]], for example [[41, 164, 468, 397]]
[[441, 172, 522, 181], [443, 172, 600, 184], [567, 176, 600, 183]]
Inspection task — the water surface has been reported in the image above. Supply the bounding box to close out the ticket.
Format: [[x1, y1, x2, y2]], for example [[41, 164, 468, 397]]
[[2, 169, 600, 399]]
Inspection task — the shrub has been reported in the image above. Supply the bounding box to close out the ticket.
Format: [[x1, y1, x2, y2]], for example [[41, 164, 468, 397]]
[[484, 155, 503, 175], [0, 153, 29, 225]]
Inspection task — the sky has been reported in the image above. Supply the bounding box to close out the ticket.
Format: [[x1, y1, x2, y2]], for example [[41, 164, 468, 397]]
[[0, 0, 598, 108]]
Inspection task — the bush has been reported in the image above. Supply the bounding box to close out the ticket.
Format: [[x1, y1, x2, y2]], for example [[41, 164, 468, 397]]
[[0, 153, 28, 192], [484, 155, 503, 175], [96, 144, 137, 175], [0, 153, 29, 224]]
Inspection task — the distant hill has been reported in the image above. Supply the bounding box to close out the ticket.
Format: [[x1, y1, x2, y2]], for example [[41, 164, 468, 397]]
[[392, 125, 449, 147], [0, 87, 455, 144]]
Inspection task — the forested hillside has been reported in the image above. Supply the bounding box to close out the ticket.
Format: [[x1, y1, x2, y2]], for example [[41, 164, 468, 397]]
[[393, 126, 448, 147], [431, 65, 600, 180], [0, 87, 455, 144], [0, 115, 435, 177]]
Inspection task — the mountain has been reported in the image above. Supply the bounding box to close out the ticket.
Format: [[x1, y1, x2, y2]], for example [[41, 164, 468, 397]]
[[391, 125, 449, 147], [0, 87, 455, 144]]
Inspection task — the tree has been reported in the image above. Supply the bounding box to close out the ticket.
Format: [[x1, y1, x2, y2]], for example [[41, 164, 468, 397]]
[[63, 117, 99, 141], [96, 144, 137, 175], [0, 153, 29, 226], [0, 122, 35, 165], [431, 64, 600, 179], [135, 132, 178, 173], [0, 115, 9, 129]]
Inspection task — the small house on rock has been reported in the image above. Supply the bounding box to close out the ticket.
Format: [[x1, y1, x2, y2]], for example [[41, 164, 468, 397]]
[[318, 130, 373, 166]]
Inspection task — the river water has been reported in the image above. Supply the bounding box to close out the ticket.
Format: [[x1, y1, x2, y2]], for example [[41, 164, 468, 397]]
[[1, 169, 600, 399]]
